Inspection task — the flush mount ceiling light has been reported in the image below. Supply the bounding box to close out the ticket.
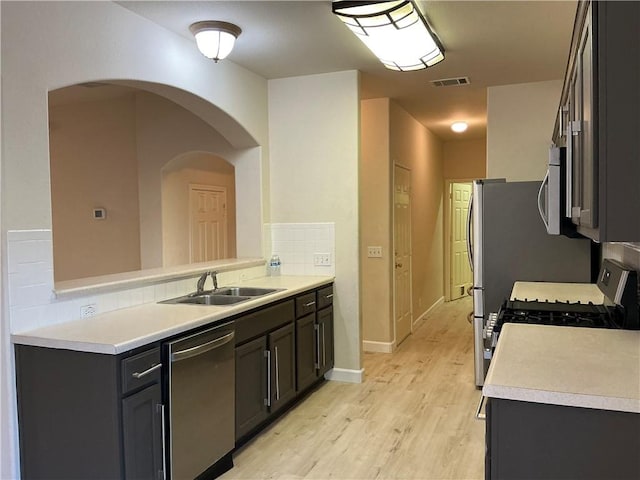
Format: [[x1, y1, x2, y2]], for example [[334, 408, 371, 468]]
[[189, 21, 242, 62], [451, 121, 468, 133], [332, 0, 444, 71]]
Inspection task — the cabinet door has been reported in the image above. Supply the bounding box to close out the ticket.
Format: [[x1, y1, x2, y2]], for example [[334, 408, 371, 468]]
[[578, 7, 596, 228], [296, 313, 317, 392], [268, 323, 296, 412], [317, 306, 334, 377], [235, 336, 268, 440], [122, 384, 164, 480]]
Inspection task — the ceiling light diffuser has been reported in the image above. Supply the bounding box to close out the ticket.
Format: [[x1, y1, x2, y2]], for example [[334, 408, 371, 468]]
[[190, 21, 242, 62], [451, 121, 468, 133], [332, 0, 445, 71]]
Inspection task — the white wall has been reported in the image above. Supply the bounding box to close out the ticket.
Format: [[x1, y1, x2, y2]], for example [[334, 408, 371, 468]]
[[1, 2, 269, 476], [268, 71, 362, 374], [487, 80, 562, 181]]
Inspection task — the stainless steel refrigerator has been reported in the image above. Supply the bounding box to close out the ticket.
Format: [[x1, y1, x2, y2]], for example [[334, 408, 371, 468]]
[[470, 179, 593, 386]]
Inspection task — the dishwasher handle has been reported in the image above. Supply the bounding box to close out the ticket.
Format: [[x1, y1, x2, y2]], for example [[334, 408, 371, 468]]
[[171, 331, 235, 363]]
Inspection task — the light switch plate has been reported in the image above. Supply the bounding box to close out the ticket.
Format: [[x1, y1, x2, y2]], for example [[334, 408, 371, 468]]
[[367, 246, 383, 258]]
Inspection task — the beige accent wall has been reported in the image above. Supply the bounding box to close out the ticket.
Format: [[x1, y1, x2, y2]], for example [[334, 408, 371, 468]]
[[49, 94, 141, 281], [49, 91, 243, 281], [444, 138, 487, 180], [487, 80, 562, 181], [360, 99, 444, 349], [360, 98, 393, 344], [162, 153, 237, 267], [390, 102, 444, 324], [269, 71, 361, 372]]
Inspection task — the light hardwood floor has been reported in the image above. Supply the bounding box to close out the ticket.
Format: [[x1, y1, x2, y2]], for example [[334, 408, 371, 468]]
[[222, 296, 484, 480]]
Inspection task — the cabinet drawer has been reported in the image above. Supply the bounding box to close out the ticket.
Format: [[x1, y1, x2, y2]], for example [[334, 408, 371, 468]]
[[317, 285, 334, 309], [235, 300, 295, 345], [295, 292, 317, 318], [121, 347, 161, 395]]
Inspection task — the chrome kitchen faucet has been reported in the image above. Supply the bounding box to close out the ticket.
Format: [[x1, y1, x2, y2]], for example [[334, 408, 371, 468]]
[[196, 271, 219, 293]]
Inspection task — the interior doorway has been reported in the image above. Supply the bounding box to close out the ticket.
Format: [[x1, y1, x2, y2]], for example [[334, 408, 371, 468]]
[[445, 181, 473, 301], [393, 165, 412, 346], [189, 184, 228, 263]]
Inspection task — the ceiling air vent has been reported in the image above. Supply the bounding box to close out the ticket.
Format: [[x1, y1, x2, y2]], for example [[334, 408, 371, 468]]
[[430, 77, 470, 87]]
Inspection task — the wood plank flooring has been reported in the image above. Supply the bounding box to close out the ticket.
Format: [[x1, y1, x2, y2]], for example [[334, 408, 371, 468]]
[[222, 296, 484, 479]]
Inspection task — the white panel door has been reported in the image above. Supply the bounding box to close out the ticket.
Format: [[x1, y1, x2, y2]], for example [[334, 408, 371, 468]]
[[189, 185, 227, 263], [450, 182, 473, 300], [394, 165, 412, 346]]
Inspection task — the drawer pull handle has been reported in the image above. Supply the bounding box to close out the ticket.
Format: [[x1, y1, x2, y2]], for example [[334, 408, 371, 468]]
[[304, 301, 316, 307], [132, 363, 162, 379], [325, 294, 334, 299]]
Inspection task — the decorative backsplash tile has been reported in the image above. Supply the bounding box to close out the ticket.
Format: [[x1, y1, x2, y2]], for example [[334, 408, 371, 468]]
[[264, 223, 336, 276]]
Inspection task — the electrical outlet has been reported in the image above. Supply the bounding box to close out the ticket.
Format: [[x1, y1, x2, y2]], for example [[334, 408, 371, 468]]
[[80, 304, 97, 318], [313, 253, 331, 266], [367, 246, 383, 258]]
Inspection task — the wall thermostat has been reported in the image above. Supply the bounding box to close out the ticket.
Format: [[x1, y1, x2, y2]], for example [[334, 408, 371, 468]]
[[93, 208, 107, 220]]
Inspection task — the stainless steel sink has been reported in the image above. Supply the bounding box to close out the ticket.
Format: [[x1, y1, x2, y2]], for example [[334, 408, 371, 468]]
[[212, 287, 282, 297], [175, 294, 251, 306], [160, 286, 283, 306]]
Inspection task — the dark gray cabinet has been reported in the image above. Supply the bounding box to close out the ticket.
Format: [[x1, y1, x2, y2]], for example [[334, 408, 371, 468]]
[[485, 397, 640, 479], [234, 300, 296, 441], [316, 305, 334, 376], [15, 344, 164, 480], [268, 323, 296, 412], [122, 384, 164, 480], [296, 313, 317, 392], [295, 286, 334, 391], [554, 0, 640, 242], [235, 336, 269, 438], [235, 284, 335, 444]]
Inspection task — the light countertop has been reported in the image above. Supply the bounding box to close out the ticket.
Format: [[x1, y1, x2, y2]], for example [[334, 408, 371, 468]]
[[483, 323, 640, 413], [510, 281, 605, 304], [12, 276, 333, 355]]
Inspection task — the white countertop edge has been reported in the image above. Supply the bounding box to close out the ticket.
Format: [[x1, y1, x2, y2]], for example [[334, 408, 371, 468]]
[[53, 258, 265, 298], [483, 384, 640, 414], [13, 276, 335, 355]]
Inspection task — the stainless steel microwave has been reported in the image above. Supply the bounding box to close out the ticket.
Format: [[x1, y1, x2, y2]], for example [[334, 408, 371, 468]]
[[538, 146, 579, 237]]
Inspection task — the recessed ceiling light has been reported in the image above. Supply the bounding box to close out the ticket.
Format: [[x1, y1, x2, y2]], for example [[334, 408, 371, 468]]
[[451, 121, 468, 133]]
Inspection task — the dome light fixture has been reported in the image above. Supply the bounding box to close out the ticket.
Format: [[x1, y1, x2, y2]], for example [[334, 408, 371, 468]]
[[332, 0, 444, 72], [189, 21, 242, 62], [451, 121, 468, 133]]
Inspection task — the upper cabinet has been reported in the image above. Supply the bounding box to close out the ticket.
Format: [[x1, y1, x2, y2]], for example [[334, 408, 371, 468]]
[[553, 1, 640, 242]]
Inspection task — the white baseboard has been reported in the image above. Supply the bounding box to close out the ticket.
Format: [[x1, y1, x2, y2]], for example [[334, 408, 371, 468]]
[[362, 340, 396, 353], [413, 296, 445, 328], [325, 367, 364, 384]]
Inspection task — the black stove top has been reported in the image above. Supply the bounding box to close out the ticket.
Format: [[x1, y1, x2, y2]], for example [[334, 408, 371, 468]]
[[494, 299, 622, 334]]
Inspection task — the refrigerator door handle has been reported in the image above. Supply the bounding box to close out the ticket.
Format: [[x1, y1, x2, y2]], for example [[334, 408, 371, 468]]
[[537, 170, 550, 232], [466, 194, 474, 271]]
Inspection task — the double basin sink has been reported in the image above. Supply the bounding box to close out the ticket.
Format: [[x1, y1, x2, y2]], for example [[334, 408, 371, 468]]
[[161, 287, 284, 306]]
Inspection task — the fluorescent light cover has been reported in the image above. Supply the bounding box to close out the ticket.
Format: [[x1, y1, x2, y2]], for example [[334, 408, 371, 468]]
[[190, 21, 242, 62], [332, 0, 444, 71], [451, 121, 468, 133]]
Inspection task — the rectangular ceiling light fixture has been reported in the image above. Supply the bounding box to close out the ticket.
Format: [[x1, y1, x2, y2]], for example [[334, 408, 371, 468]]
[[332, 0, 445, 72]]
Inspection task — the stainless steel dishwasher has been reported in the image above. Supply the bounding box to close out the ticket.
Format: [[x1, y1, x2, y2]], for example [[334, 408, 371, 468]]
[[165, 321, 235, 479]]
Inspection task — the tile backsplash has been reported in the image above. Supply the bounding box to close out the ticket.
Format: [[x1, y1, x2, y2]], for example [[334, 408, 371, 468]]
[[264, 223, 336, 276], [7, 230, 265, 333]]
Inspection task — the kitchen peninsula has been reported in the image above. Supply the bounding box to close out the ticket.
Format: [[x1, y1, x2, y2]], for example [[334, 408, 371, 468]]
[[13, 274, 334, 479], [483, 323, 640, 479]]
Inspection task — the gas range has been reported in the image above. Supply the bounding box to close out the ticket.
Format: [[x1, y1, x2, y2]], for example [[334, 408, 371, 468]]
[[484, 300, 623, 350], [482, 259, 639, 361]]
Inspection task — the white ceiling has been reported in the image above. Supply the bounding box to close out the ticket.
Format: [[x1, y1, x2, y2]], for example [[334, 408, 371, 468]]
[[118, 0, 577, 141]]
